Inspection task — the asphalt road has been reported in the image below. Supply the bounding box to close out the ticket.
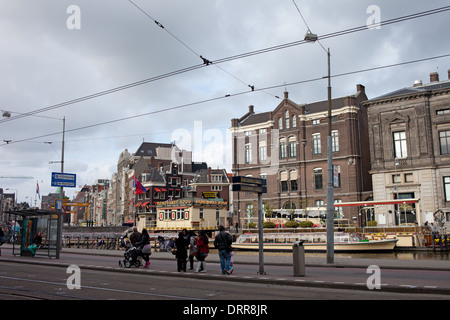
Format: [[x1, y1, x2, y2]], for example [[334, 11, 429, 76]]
[[1, 249, 450, 301], [1, 260, 450, 301]]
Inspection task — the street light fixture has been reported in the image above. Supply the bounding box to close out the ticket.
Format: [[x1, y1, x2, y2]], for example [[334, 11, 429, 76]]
[[304, 32, 335, 264]]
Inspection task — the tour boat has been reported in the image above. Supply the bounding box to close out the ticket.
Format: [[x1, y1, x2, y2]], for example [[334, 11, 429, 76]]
[[233, 232, 398, 252]]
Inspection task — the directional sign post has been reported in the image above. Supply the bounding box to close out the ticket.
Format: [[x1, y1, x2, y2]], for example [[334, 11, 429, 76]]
[[232, 176, 267, 274], [51, 172, 76, 188]]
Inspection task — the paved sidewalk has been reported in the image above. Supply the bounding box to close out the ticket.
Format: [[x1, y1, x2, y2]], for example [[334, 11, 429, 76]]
[[58, 246, 450, 271]]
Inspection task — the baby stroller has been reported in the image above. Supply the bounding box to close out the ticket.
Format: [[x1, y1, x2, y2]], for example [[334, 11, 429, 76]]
[[118, 239, 143, 268]]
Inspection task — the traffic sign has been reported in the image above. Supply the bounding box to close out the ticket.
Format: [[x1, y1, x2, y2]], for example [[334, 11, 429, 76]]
[[232, 176, 266, 186], [232, 176, 267, 193], [232, 184, 267, 193], [51, 172, 76, 188]]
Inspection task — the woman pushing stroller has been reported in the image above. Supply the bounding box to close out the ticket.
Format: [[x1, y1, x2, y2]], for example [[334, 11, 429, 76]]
[[132, 228, 151, 268]]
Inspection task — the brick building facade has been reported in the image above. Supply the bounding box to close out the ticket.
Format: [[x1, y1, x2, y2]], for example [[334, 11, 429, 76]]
[[231, 85, 372, 226]]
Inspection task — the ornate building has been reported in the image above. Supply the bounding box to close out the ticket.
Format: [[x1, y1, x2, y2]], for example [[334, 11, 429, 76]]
[[365, 70, 450, 228]]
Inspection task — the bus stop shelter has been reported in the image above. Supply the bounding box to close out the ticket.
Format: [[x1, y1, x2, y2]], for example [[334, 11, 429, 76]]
[[9, 209, 62, 259]]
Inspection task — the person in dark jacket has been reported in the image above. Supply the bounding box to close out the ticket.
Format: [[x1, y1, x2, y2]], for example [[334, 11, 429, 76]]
[[175, 232, 188, 272], [214, 226, 233, 274], [135, 228, 151, 268], [129, 227, 142, 247]]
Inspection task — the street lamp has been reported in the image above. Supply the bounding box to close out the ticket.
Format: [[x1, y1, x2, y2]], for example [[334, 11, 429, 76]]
[[304, 31, 335, 264]]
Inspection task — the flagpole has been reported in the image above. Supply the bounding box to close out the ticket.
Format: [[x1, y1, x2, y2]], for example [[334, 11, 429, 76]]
[[134, 172, 137, 228]]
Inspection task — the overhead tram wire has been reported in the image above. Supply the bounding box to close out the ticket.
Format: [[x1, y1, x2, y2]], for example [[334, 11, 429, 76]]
[[127, 0, 269, 97], [2, 52, 449, 147], [1, 4, 449, 125], [0, 63, 205, 124]]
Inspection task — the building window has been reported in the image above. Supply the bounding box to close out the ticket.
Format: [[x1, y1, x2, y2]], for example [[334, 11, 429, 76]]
[[393, 131, 407, 159], [444, 177, 450, 202], [332, 130, 339, 152], [312, 119, 320, 125], [285, 110, 290, 129], [334, 199, 343, 218], [259, 145, 267, 161], [312, 133, 321, 155], [291, 179, 298, 191], [280, 171, 288, 192], [278, 117, 283, 130], [437, 109, 450, 115], [439, 131, 450, 155], [279, 140, 287, 159], [392, 174, 401, 184], [289, 141, 297, 157], [200, 208, 204, 219], [245, 144, 252, 163], [315, 200, 324, 207], [292, 115, 297, 128], [405, 173, 414, 183], [176, 209, 183, 220], [246, 204, 254, 221], [314, 168, 323, 190]]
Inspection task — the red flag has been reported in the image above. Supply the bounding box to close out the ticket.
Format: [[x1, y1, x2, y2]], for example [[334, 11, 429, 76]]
[[133, 174, 147, 195]]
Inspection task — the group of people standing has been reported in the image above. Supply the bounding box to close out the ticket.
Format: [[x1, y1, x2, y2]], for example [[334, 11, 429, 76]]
[[128, 226, 234, 275], [175, 225, 234, 274], [175, 229, 209, 272]]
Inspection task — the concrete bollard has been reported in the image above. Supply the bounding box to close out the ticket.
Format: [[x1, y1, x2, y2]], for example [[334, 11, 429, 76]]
[[293, 241, 305, 277]]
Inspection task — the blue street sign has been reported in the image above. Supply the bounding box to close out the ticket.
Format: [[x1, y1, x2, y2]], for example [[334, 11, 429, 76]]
[[51, 172, 76, 188]]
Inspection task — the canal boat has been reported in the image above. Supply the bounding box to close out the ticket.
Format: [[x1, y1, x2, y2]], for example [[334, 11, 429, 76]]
[[233, 232, 398, 252]]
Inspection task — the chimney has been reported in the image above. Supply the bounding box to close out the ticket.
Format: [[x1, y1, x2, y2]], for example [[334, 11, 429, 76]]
[[356, 84, 365, 94], [430, 72, 439, 83], [231, 118, 239, 128], [448, 69, 450, 80], [249, 105, 254, 113], [284, 91, 289, 99]]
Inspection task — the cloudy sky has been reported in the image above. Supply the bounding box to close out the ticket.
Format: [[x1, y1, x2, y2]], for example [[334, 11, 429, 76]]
[[1, 0, 450, 204]]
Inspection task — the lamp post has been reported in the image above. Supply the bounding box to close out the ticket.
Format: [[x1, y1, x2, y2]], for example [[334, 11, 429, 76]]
[[304, 31, 334, 264]]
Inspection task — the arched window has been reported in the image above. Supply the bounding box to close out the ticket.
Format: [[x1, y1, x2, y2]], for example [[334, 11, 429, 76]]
[[314, 168, 323, 189], [278, 117, 283, 130], [292, 115, 297, 128], [283, 201, 296, 210]]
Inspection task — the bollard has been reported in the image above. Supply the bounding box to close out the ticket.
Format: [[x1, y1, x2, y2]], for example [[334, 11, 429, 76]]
[[293, 241, 305, 277]]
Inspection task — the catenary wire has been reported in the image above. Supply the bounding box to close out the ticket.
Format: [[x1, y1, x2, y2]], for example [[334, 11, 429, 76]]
[[127, 0, 272, 97], [2, 52, 449, 147], [1, 5, 449, 125]]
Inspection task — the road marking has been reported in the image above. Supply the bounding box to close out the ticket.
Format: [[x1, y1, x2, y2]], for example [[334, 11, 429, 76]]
[[0, 275, 205, 300]]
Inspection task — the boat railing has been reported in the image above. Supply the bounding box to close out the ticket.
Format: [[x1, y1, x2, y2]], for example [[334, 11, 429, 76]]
[[242, 226, 431, 234], [236, 232, 361, 244]]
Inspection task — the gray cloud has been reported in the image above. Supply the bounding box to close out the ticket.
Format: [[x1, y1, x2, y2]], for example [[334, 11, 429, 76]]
[[1, 0, 450, 201]]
